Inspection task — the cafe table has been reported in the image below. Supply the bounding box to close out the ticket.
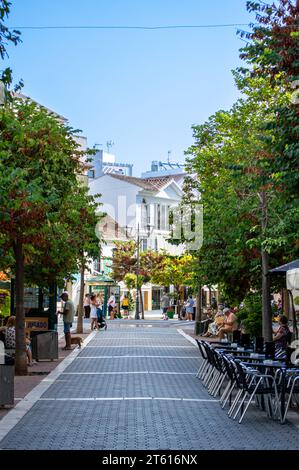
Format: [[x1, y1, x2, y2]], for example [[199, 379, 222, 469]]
[[239, 359, 299, 424]]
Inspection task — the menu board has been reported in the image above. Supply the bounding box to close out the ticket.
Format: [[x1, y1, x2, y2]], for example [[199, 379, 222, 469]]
[[25, 317, 48, 332]]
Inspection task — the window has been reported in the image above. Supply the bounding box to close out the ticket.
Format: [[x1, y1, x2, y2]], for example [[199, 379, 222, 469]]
[[141, 238, 148, 252], [141, 204, 149, 229], [155, 204, 161, 230], [93, 259, 101, 272], [88, 169, 95, 179], [161, 205, 166, 230]]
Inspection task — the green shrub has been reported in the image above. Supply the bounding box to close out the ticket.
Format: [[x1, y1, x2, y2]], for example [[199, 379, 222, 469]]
[[0, 289, 10, 318], [237, 293, 262, 337]]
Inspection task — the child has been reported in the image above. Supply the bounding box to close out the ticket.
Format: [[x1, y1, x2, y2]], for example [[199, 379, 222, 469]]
[[26, 332, 33, 366]]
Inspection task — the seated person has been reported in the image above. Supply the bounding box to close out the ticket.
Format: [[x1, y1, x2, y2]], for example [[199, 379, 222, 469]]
[[203, 310, 225, 337], [273, 314, 290, 351], [218, 308, 238, 339], [201, 308, 214, 334], [3, 315, 33, 365]]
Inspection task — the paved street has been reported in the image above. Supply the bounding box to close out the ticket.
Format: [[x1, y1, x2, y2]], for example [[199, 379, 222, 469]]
[[0, 322, 299, 450]]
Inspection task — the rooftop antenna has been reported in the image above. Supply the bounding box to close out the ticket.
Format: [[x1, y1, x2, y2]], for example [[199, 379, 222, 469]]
[[106, 140, 114, 153], [167, 150, 172, 164]]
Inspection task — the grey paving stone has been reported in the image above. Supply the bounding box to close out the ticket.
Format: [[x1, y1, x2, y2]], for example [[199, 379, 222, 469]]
[[78, 346, 197, 357], [65, 357, 199, 374], [1, 400, 298, 450], [0, 323, 298, 450]]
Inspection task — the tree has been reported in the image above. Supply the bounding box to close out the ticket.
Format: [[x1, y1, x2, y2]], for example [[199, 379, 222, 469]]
[[111, 241, 164, 319], [185, 72, 299, 339], [239, 0, 299, 196], [237, 0, 299, 337], [150, 254, 193, 291], [25, 185, 103, 334], [0, 97, 90, 374], [0, 1, 22, 89]]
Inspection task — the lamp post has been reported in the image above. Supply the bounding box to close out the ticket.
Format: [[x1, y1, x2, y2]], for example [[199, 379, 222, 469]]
[[131, 222, 153, 320], [135, 223, 141, 320]]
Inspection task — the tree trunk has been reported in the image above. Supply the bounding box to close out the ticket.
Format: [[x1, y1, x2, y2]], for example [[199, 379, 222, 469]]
[[76, 260, 85, 334], [175, 285, 181, 318], [139, 288, 144, 320], [282, 288, 290, 318], [261, 191, 272, 341], [13, 241, 27, 376], [194, 284, 202, 336]]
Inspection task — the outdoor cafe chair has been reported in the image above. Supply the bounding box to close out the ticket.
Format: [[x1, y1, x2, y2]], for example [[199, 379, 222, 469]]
[[231, 360, 280, 424], [283, 374, 299, 422], [195, 339, 209, 379]]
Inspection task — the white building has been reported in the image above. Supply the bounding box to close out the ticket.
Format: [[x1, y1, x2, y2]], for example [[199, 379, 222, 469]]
[[89, 173, 184, 254], [89, 173, 185, 310], [88, 150, 133, 179]]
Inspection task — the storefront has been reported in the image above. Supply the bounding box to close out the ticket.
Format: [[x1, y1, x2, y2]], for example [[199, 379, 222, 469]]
[[86, 274, 120, 317], [10, 282, 58, 331]]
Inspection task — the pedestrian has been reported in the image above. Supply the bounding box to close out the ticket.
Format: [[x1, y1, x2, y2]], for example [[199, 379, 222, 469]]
[[121, 293, 130, 319], [83, 293, 91, 319], [90, 294, 99, 331], [60, 292, 75, 350], [108, 292, 116, 320], [160, 291, 170, 320], [273, 314, 291, 351], [2, 315, 33, 365], [185, 295, 195, 321]]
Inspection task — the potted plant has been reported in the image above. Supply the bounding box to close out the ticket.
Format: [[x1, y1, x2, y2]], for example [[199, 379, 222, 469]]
[[166, 306, 175, 319]]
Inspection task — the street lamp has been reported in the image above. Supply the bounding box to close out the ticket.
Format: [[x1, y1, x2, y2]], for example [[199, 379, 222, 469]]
[[127, 223, 153, 320]]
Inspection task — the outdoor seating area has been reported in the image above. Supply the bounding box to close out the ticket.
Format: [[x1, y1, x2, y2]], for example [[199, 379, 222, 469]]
[[195, 339, 299, 424]]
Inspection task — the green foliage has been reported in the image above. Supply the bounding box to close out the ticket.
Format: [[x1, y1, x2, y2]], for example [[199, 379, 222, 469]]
[[0, 96, 103, 373], [124, 272, 144, 290], [111, 241, 165, 284], [0, 1, 22, 89], [0, 288, 10, 317], [239, 0, 299, 197], [236, 293, 263, 337], [182, 1, 299, 307], [0, 97, 101, 285], [150, 254, 194, 288]]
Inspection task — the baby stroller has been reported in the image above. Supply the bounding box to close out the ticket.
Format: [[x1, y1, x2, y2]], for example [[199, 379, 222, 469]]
[[97, 308, 107, 330]]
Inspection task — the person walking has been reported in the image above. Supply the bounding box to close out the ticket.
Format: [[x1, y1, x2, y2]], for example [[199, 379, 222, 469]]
[[90, 294, 99, 331], [83, 293, 91, 319], [161, 291, 170, 320], [108, 292, 116, 319], [185, 295, 195, 321], [60, 292, 75, 350], [121, 293, 130, 319]]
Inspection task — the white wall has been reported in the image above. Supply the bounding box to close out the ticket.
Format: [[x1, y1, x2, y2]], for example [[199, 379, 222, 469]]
[[89, 175, 139, 228]]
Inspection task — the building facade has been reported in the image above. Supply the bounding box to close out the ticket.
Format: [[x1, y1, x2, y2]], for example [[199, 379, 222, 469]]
[[89, 173, 185, 310]]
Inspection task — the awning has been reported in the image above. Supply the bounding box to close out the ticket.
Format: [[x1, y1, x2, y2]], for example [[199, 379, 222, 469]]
[[85, 274, 115, 285], [269, 259, 299, 275]]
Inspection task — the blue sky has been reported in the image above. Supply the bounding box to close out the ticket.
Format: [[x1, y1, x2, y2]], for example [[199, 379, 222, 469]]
[[4, 0, 252, 176]]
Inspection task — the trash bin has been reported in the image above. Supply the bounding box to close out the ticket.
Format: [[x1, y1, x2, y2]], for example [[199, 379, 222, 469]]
[[31, 330, 58, 361], [0, 355, 14, 406]]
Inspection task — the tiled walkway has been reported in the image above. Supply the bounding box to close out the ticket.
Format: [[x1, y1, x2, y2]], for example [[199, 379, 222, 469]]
[[0, 323, 298, 450]]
